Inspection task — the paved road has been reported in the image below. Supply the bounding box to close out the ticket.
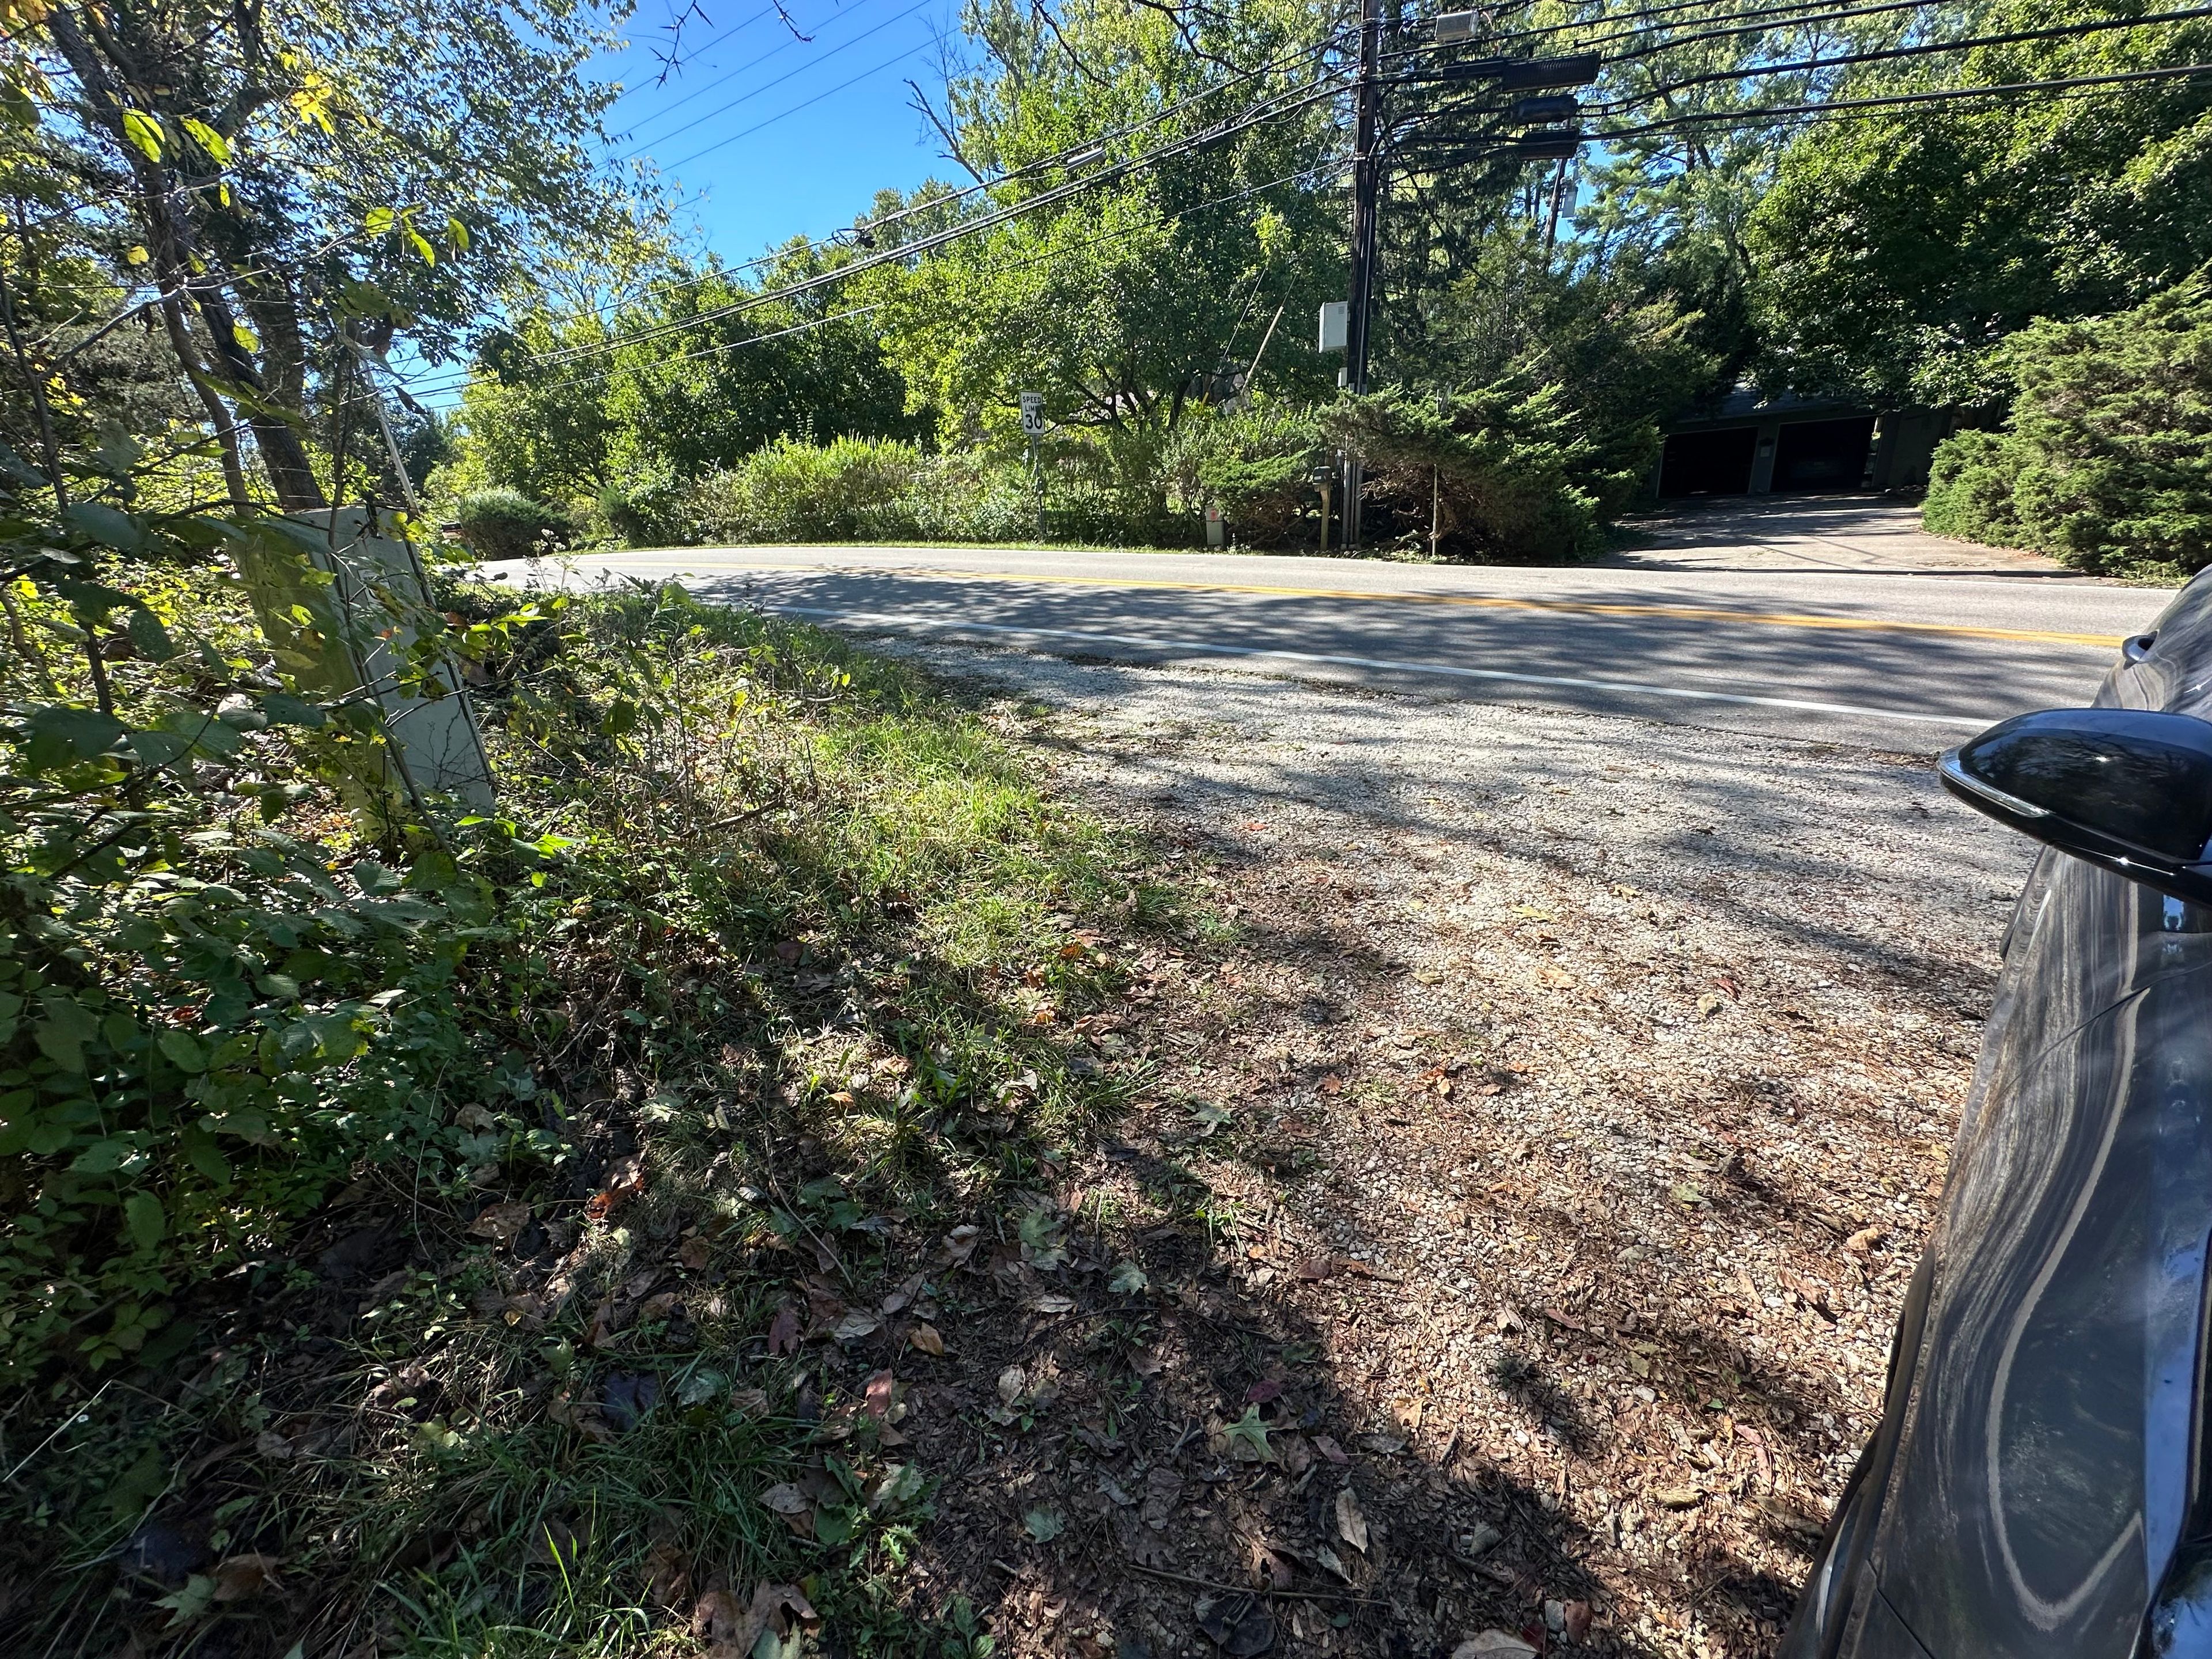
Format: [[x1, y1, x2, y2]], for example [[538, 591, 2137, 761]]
[[483, 503, 2170, 752]]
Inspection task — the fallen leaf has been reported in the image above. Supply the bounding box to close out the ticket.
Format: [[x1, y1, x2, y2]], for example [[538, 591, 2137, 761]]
[[1294, 1255, 1335, 1283], [1196, 1592, 1275, 1656], [1312, 1541, 1351, 1581], [1108, 1260, 1149, 1294], [1312, 1434, 1349, 1465], [1697, 991, 1725, 1018], [941, 1225, 982, 1266], [1562, 1600, 1593, 1643], [1654, 1485, 1705, 1509], [210, 1554, 281, 1602], [1452, 1634, 1537, 1658], [1335, 1487, 1370, 1554], [643, 1539, 690, 1607], [676, 1235, 711, 1271], [729, 1386, 770, 1418], [1024, 1507, 1065, 1543], [831, 1310, 881, 1343], [767, 1304, 801, 1355], [601, 1371, 660, 1433], [879, 1271, 926, 1315], [1030, 1293, 1076, 1315], [863, 1370, 897, 1419], [1141, 1465, 1182, 1529], [997, 1365, 1028, 1406], [691, 1584, 753, 1654], [469, 1200, 531, 1243], [909, 1322, 945, 1356], [1844, 1225, 1887, 1256], [255, 1430, 293, 1460], [637, 1290, 680, 1323], [1224, 1406, 1274, 1463], [760, 1483, 815, 1535]]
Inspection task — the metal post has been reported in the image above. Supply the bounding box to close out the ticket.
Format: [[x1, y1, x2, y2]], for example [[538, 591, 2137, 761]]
[[1030, 434, 1043, 542], [1343, 0, 1383, 550]]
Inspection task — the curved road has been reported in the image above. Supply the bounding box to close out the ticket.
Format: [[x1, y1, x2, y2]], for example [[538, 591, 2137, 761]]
[[484, 512, 2169, 753]]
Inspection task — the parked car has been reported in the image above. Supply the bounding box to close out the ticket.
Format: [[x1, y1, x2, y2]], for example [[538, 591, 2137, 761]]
[[1780, 593, 2212, 1658]]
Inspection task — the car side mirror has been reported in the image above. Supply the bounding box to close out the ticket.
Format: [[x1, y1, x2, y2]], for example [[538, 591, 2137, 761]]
[[1940, 708, 2212, 905]]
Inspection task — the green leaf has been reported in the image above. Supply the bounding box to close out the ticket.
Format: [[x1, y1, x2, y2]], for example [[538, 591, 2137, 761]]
[[260, 691, 325, 728], [406, 226, 435, 265], [1107, 1260, 1148, 1294], [127, 606, 179, 662], [813, 1504, 857, 1546], [70, 1137, 132, 1175], [158, 1031, 208, 1073], [125, 1192, 167, 1251], [120, 108, 164, 162], [25, 705, 126, 770], [60, 500, 145, 553], [232, 320, 260, 354], [34, 991, 99, 1072], [445, 215, 470, 251], [365, 206, 395, 236], [180, 116, 231, 163], [180, 1125, 232, 1184], [1223, 1405, 1273, 1463]]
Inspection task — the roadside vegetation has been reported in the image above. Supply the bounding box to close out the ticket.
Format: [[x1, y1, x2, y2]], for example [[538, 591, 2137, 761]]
[[3, 554, 1172, 1656]]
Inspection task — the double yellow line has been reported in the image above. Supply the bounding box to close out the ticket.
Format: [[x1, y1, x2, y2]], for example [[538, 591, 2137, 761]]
[[593, 554, 2126, 650]]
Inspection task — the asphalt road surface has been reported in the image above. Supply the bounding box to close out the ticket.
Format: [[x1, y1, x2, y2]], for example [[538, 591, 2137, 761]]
[[482, 500, 2172, 753]]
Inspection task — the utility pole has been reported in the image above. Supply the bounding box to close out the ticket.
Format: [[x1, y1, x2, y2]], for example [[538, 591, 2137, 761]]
[[1342, 0, 1383, 550]]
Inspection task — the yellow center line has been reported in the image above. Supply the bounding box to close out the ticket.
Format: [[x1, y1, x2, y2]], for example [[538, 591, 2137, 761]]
[[581, 553, 2125, 649]]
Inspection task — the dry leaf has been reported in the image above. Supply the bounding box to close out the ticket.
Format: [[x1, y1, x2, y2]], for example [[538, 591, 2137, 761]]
[[908, 1322, 945, 1356], [1562, 1600, 1593, 1642], [1335, 1487, 1370, 1554], [469, 1200, 531, 1243], [1452, 1634, 1537, 1658], [997, 1365, 1028, 1406], [863, 1370, 897, 1419], [941, 1225, 982, 1266], [767, 1303, 801, 1355], [210, 1554, 281, 1602], [1030, 1293, 1075, 1315], [644, 1539, 691, 1607], [1654, 1486, 1705, 1509], [676, 1235, 711, 1271], [1141, 1465, 1182, 1530], [1844, 1225, 1887, 1256], [1312, 1433, 1349, 1465], [831, 1310, 880, 1343]]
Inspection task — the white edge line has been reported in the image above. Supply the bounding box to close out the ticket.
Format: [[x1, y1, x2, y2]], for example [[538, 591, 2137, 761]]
[[764, 604, 2003, 730]]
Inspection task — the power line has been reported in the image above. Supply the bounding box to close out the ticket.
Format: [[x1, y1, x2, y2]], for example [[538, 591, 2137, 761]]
[[512, 69, 1351, 370], [1585, 4, 2212, 110], [658, 32, 941, 170], [1595, 55, 2212, 131], [607, 1, 783, 107], [387, 155, 1348, 408], [619, 0, 935, 158], [555, 30, 1354, 323]]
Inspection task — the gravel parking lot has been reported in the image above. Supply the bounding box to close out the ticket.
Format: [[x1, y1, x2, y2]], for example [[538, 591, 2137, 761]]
[[879, 637, 2037, 1657]]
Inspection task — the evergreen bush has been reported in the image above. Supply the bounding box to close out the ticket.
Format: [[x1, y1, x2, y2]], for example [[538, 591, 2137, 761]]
[[1923, 276, 2212, 577]]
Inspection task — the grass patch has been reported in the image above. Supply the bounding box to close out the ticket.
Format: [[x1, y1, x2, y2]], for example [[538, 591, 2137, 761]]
[[2, 581, 1179, 1659]]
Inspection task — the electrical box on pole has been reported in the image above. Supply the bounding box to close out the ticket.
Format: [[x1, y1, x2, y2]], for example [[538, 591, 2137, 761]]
[[1433, 9, 1479, 41], [1317, 301, 1349, 352], [1434, 52, 1601, 88]]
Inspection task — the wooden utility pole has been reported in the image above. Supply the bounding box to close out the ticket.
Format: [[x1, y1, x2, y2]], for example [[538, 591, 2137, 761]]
[[1342, 0, 1382, 550]]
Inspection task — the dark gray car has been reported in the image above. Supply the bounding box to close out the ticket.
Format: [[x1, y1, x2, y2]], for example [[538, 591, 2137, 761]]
[[1781, 579, 2212, 1659]]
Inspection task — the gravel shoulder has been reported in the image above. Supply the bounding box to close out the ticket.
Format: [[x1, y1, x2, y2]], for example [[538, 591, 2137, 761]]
[[880, 639, 2034, 1658]]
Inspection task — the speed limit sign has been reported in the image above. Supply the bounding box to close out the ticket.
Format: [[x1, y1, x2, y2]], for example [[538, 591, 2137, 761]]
[[1018, 392, 1046, 435]]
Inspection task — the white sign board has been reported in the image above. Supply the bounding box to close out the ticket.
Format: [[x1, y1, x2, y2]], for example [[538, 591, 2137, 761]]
[[1318, 301, 1349, 353], [1018, 392, 1046, 435]]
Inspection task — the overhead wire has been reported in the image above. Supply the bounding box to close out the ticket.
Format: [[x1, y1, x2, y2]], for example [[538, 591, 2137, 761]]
[[502, 66, 1354, 370], [618, 0, 937, 157], [381, 153, 1350, 409], [556, 27, 1357, 322]]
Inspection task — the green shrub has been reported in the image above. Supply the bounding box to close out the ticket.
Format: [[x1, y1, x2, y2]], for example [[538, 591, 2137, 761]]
[[1922, 275, 2212, 576], [1327, 382, 1618, 562], [689, 435, 927, 543], [594, 472, 688, 547], [454, 487, 573, 560], [1922, 427, 2022, 544], [1162, 406, 1325, 546]]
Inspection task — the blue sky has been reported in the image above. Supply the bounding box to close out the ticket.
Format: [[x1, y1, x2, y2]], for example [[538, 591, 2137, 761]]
[[594, 0, 972, 267]]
